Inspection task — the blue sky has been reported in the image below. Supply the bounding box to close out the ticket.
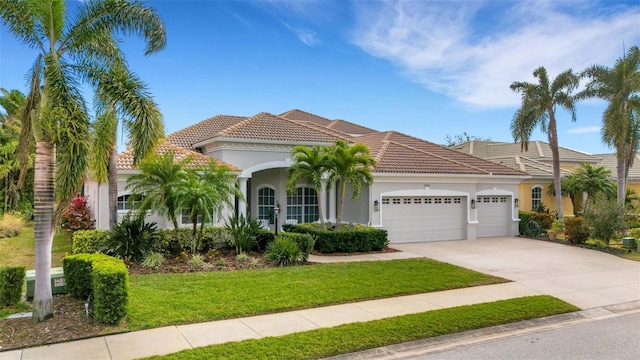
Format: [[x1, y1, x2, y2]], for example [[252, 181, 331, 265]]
[[1, 0, 639, 154]]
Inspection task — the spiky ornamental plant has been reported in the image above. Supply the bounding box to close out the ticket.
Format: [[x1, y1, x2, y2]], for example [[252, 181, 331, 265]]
[[0, 0, 166, 321], [578, 46, 640, 205], [511, 67, 579, 221]]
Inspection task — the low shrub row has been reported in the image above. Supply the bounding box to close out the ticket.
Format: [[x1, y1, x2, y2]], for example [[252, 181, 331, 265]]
[[0, 266, 25, 307], [63, 253, 128, 324], [284, 223, 388, 253]]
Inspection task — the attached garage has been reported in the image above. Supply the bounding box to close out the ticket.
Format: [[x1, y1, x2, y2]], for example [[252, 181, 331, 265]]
[[381, 196, 466, 243], [476, 195, 511, 237]]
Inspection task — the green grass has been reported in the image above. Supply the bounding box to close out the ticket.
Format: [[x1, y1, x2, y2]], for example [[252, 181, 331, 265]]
[[0, 224, 72, 269], [148, 295, 578, 360], [128, 259, 506, 330]]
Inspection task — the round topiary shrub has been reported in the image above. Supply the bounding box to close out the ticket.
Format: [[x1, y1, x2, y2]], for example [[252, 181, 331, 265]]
[[565, 216, 589, 244]]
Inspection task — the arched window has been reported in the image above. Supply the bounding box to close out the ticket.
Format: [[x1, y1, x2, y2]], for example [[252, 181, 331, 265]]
[[531, 186, 543, 211], [117, 194, 143, 211], [286, 187, 318, 223], [258, 187, 275, 224]]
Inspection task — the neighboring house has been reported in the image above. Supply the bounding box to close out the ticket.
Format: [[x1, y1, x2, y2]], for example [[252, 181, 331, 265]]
[[86, 110, 529, 243], [453, 141, 601, 215], [596, 153, 640, 198]]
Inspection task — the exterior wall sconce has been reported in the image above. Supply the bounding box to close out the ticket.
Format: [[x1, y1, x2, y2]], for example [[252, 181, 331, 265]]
[[514, 198, 520, 208], [274, 202, 280, 235], [374, 200, 380, 212], [470, 199, 476, 209]]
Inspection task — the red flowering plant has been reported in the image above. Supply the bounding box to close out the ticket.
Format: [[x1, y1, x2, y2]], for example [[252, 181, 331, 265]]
[[61, 195, 95, 232]]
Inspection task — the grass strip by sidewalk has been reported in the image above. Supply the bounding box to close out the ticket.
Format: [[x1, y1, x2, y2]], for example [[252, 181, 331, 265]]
[[128, 258, 506, 330], [149, 295, 578, 360]]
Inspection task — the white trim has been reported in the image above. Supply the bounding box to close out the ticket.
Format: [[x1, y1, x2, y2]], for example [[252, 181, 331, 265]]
[[240, 160, 291, 178]]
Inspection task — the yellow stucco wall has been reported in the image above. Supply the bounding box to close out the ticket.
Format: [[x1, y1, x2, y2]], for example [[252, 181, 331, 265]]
[[518, 182, 576, 216]]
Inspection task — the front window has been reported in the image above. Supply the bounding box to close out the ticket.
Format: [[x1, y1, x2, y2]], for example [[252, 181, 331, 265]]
[[257, 187, 275, 224], [117, 194, 143, 211], [532, 186, 542, 211], [286, 187, 318, 223], [181, 209, 203, 225]]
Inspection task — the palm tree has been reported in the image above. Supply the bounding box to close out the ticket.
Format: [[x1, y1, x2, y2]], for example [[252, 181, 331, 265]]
[[578, 46, 640, 205], [510, 67, 580, 221], [287, 145, 330, 229], [0, 0, 166, 321], [126, 151, 189, 231], [175, 161, 239, 251], [0, 89, 27, 213], [326, 140, 376, 228], [573, 164, 615, 205], [91, 63, 165, 230]]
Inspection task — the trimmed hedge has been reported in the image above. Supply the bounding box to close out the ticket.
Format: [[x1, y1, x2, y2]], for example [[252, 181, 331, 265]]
[[278, 232, 315, 261], [0, 266, 25, 307], [63, 253, 128, 324], [155, 227, 231, 255], [286, 224, 388, 253], [255, 230, 276, 252], [72, 230, 111, 254]]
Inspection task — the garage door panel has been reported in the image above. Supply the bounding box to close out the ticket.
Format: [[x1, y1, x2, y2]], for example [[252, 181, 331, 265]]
[[382, 196, 465, 243], [477, 196, 510, 237]]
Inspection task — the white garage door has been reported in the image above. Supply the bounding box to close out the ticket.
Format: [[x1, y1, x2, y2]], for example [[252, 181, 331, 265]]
[[476, 196, 511, 237], [381, 196, 465, 243]]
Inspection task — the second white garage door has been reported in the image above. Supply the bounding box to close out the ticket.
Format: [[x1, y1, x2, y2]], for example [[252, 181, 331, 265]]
[[476, 196, 511, 237], [381, 196, 466, 243]]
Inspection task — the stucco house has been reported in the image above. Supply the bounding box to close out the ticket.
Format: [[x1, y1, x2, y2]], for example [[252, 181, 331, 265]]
[[453, 141, 602, 215], [597, 153, 640, 198], [85, 110, 529, 243]]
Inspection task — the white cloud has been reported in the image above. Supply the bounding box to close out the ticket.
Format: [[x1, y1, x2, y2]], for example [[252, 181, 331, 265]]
[[282, 21, 319, 46], [568, 126, 600, 134], [351, 0, 640, 109]]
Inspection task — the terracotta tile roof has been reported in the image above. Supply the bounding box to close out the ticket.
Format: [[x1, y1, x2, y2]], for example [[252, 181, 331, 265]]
[[117, 142, 239, 171], [597, 153, 640, 182], [327, 119, 377, 135], [166, 115, 247, 149], [215, 112, 350, 143], [279, 109, 333, 126], [454, 141, 600, 163], [357, 131, 527, 176]]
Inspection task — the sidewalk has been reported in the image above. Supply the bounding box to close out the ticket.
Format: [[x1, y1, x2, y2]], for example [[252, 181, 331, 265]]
[[0, 251, 542, 360]]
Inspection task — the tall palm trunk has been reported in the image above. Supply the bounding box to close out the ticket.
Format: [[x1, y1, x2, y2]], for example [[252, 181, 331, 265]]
[[617, 155, 627, 205], [315, 185, 325, 229], [547, 111, 564, 221], [33, 141, 54, 321], [336, 179, 345, 227], [108, 142, 118, 229]]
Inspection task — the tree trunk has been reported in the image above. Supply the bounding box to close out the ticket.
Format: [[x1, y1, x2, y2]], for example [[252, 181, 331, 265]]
[[617, 155, 626, 205], [316, 185, 325, 230], [336, 179, 345, 228], [547, 111, 564, 221], [108, 142, 118, 230], [33, 141, 54, 322]]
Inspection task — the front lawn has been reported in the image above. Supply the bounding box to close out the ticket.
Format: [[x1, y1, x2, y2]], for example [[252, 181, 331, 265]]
[[0, 224, 72, 269], [127, 258, 507, 330], [148, 295, 578, 360]]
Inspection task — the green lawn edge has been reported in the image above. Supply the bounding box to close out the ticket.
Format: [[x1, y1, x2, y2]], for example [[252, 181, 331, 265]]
[[148, 295, 578, 360], [127, 258, 507, 330]]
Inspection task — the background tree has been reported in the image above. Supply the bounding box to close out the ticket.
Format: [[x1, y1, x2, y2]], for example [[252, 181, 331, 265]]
[[511, 67, 579, 221], [0, 0, 166, 321], [326, 140, 376, 228], [583, 193, 625, 247], [287, 145, 330, 229], [578, 46, 640, 205], [444, 132, 491, 147]]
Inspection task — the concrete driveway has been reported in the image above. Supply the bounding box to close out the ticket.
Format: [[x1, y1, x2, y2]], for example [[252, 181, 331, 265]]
[[393, 237, 640, 309]]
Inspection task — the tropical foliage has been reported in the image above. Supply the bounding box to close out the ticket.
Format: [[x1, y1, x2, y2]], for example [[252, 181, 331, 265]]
[[287, 145, 331, 229], [0, 0, 166, 321], [578, 46, 640, 205], [548, 164, 615, 214], [511, 67, 580, 221]]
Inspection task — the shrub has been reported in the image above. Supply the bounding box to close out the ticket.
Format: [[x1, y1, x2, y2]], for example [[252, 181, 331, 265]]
[[61, 195, 94, 233], [279, 232, 315, 262], [288, 224, 388, 253], [72, 230, 111, 254], [225, 213, 261, 254], [628, 227, 640, 241], [255, 229, 275, 251], [565, 217, 590, 244], [518, 211, 535, 235], [106, 214, 159, 262], [583, 194, 626, 247], [63, 253, 128, 324], [155, 227, 231, 256], [0, 266, 26, 307], [265, 236, 302, 266], [141, 252, 165, 268], [188, 253, 211, 270], [0, 212, 25, 238], [530, 212, 555, 233]]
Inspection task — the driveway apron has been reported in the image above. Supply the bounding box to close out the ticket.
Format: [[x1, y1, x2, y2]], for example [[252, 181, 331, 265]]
[[393, 237, 640, 309]]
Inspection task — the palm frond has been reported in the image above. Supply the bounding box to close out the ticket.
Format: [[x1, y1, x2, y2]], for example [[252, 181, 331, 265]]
[[90, 109, 117, 183], [0, 0, 45, 52]]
